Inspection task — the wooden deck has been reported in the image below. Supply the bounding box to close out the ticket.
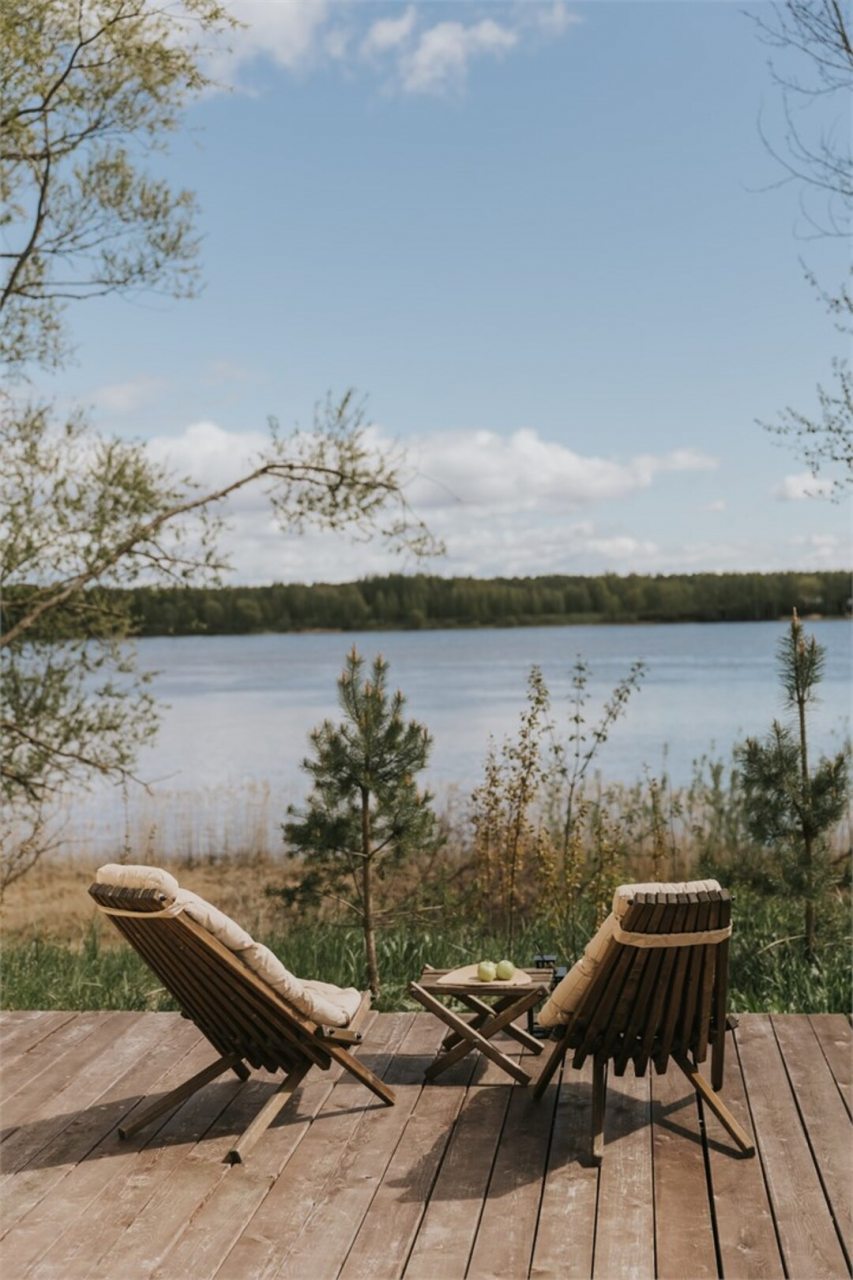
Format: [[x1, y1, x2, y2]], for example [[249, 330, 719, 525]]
[[0, 1010, 849, 1279]]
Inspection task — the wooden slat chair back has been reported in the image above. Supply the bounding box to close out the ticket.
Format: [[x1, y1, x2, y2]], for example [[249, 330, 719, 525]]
[[533, 886, 755, 1162], [89, 881, 394, 1163]]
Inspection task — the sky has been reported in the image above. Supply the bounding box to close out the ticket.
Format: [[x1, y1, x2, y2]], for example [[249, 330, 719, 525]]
[[43, 0, 851, 585]]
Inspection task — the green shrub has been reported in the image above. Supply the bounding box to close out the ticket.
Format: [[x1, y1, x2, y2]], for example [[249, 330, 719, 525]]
[[3, 898, 849, 1015]]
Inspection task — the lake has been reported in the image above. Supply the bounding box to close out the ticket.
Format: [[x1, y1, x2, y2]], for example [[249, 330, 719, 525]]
[[62, 620, 851, 859]]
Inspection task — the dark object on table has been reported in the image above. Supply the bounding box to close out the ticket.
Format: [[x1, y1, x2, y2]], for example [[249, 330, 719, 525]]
[[527, 956, 566, 1036]]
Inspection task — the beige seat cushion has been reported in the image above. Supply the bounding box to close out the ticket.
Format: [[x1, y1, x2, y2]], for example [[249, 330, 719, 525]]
[[95, 862, 179, 898], [95, 863, 361, 1028], [537, 878, 722, 1029]]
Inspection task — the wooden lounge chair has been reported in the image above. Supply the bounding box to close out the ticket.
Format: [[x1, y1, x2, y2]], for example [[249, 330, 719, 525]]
[[533, 879, 755, 1162], [89, 864, 394, 1164]]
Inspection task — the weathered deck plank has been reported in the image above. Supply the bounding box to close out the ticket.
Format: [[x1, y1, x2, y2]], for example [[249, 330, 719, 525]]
[[652, 1065, 718, 1279], [593, 1067, 654, 1280], [465, 1077, 558, 1278], [736, 1013, 849, 1280], [214, 1012, 415, 1280], [703, 1028, 782, 1280], [266, 1015, 447, 1280], [808, 1013, 852, 1118], [87, 1067, 307, 1280], [339, 1077, 473, 1280], [0, 1009, 849, 1280], [772, 1014, 852, 1265], [0, 1023, 203, 1277], [403, 1078, 512, 1279], [0, 1012, 77, 1069], [1, 1011, 123, 1121], [1, 1012, 165, 1169], [26, 1035, 241, 1280], [0, 1014, 197, 1248], [148, 1020, 367, 1280], [528, 1058, 598, 1280]]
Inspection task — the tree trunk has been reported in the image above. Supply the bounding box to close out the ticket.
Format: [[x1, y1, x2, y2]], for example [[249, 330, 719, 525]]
[[360, 786, 380, 995], [804, 893, 816, 962], [796, 664, 816, 960]]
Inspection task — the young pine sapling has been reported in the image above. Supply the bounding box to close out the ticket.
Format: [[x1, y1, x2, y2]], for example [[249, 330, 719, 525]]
[[737, 612, 849, 959], [283, 648, 439, 995]]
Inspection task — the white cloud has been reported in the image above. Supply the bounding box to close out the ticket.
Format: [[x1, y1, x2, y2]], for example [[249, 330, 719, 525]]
[[401, 19, 518, 94], [406, 428, 717, 510], [775, 471, 835, 501], [361, 6, 417, 57], [586, 534, 659, 559], [535, 2, 582, 37], [215, 0, 331, 79], [204, 358, 256, 385], [324, 25, 351, 62], [209, 2, 575, 96], [788, 532, 848, 563], [89, 376, 168, 414], [704, 499, 727, 513], [133, 417, 852, 581], [140, 419, 724, 582], [146, 420, 270, 499]]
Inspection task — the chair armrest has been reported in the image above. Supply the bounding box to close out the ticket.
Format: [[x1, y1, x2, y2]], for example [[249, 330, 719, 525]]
[[313, 989, 372, 1043]]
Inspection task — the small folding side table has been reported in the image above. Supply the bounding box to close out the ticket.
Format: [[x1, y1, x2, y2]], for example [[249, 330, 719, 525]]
[[409, 963, 554, 1085]]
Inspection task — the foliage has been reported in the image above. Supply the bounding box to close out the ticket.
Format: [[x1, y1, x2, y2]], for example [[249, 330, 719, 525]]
[[472, 657, 645, 952], [40, 570, 853, 638], [753, 0, 852, 237], [531, 658, 646, 953], [279, 649, 440, 994], [762, 357, 853, 497], [0, 0, 236, 370], [737, 613, 849, 956], [0, 0, 437, 895], [3, 725, 849, 1014], [753, 0, 853, 495], [549, 657, 646, 919], [4, 886, 850, 1014], [0, 395, 430, 896], [471, 667, 552, 946]]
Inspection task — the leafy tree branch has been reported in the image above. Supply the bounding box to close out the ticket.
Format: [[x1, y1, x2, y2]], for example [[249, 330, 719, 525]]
[[0, 0, 236, 369], [752, 0, 853, 494]]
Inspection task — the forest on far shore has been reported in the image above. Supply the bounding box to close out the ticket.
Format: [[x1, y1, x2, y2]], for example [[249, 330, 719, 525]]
[[96, 570, 852, 636]]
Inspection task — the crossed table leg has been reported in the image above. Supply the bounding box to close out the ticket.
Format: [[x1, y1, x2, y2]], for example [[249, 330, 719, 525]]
[[409, 968, 553, 1085]]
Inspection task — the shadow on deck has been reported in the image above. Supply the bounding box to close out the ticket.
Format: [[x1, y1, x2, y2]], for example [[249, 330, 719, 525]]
[[0, 1010, 849, 1279]]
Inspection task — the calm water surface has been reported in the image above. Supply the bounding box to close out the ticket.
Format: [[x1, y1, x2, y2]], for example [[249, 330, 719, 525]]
[[67, 620, 852, 857]]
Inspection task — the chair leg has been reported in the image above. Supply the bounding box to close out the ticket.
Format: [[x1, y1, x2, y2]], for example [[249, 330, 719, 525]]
[[532, 1025, 572, 1100], [324, 1041, 396, 1106], [673, 1052, 755, 1156], [709, 1015, 730, 1092], [118, 1052, 245, 1141], [591, 1056, 607, 1164], [225, 1062, 311, 1164]]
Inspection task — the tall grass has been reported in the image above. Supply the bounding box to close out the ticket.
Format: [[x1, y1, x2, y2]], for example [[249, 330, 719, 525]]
[[50, 778, 285, 863], [3, 729, 849, 1017], [3, 887, 848, 1014]]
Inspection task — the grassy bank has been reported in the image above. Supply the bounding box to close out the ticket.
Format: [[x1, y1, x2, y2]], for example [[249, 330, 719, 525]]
[[3, 887, 849, 1015]]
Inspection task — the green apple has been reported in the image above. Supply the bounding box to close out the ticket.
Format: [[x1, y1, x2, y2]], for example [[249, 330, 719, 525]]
[[495, 959, 515, 980], [477, 960, 497, 982]]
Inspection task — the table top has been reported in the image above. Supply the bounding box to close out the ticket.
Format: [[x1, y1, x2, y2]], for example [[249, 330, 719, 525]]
[[413, 965, 554, 997]]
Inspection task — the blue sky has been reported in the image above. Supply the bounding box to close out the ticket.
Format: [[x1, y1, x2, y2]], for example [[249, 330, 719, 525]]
[[46, 0, 850, 583]]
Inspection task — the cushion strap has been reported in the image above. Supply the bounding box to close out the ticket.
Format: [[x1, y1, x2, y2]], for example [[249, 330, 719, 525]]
[[95, 901, 186, 919], [612, 921, 732, 948]]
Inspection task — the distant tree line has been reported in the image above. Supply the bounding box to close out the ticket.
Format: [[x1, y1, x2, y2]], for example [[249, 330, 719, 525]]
[[10, 570, 845, 637]]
